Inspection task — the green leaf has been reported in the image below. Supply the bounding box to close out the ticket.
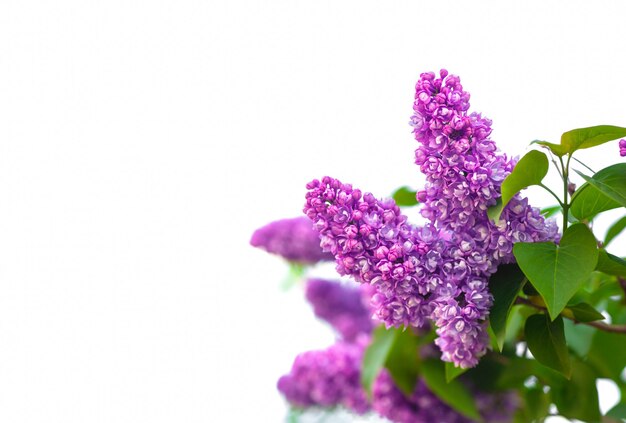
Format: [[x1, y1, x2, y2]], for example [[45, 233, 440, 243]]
[[607, 402, 626, 420], [531, 140, 567, 157], [488, 150, 548, 221], [445, 361, 468, 383], [392, 186, 419, 207], [524, 387, 551, 422], [525, 314, 571, 377], [605, 215, 626, 247], [570, 181, 621, 220], [596, 249, 626, 277], [488, 264, 527, 351], [588, 328, 626, 380], [420, 359, 482, 421], [561, 124, 626, 153], [361, 326, 398, 394], [540, 204, 561, 218], [384, 329, 420, 396], [563, 319, 596, 357], [562, 302, 605, 323], [280, 262, 306, 291], [552, 360, 601, 422], [575, 163, 626, 207], [513, 223, 599, 319]]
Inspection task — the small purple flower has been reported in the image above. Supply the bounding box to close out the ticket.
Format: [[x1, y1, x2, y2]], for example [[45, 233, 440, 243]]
[[620, 139, 626, 157], [250, 216, 333, 264], [305, 278, 374, 341]]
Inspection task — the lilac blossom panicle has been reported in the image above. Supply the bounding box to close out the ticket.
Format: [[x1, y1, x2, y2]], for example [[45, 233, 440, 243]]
[[250, 216, 333, 264], [277, 338, 370, 414], [620, 139, 626, 157], [304, 69, 558, 368], [305, 278, 374, 342]]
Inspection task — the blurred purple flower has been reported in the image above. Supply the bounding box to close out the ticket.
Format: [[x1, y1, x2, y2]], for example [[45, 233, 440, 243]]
[[619, 138, 626, 157], [250, 216, 333, 264]]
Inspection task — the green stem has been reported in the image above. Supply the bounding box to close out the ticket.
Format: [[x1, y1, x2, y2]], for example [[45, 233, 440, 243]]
[[538, 183, 564, 207], [560, 155, 572, 231]]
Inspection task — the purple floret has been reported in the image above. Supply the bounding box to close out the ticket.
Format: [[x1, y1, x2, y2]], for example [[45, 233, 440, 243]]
[[305, 278, 374, 341], [620, 139, 626, 157], [250, 216, 333, 264]]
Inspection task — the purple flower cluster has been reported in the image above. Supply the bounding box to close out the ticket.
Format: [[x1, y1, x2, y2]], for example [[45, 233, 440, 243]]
[[303, 70, 558, 368], [620, 139, 626, 157], [250, 216, 333, 264], [277, 339, 371, 414], [305, 278, 374, 342], [278, 339, 519, 422]]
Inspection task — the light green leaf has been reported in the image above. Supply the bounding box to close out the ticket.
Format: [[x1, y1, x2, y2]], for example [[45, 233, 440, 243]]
[[361, 326, 398, 395], [562, 302, 605, 323], [605, 215, 626, 247], [392, 186, 419, 207], [531, 140, 568, 157], [540, 204, 561, 218], [513, 223, 599, 320], [575, 163, 626, 207], [487, 150, 548, 221], [488, 264, 527, 351], [563, 319, 596, 357], [420, 359, 482, 421], [525, 314, 571, 377], [570, 181, 621, 220], [561, 124, 626, 153], [596, 249, 626, 277]]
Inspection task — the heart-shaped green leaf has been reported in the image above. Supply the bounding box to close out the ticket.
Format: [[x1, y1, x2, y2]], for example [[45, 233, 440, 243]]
[[513, 223, 599, 320], [488, 264, 527, 351], [561, 125, 626, 153], [420, 359, 481, 421], [525, 314, 571, 377], [487, 150, 548, 221], [569, 182, 621, 220], [574, 163, 626, 207]]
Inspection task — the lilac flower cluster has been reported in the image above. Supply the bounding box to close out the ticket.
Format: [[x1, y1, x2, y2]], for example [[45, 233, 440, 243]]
[[278, 340, 519, 422], [250, 216, 333, 264], [303, 70, 558, 368], [277, 339, 371, 414], [305, 278, 374, 342], [620, 139, 626, 157]]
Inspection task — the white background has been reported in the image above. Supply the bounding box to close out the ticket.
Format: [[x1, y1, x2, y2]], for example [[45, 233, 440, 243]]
[[1, 1, 625, 422]]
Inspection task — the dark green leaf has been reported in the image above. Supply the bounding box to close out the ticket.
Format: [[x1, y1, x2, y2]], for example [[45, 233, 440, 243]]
[[570, 181, 621, 220], [524, 387, 551, 422], [605, 215, 626, 247], [607, 402, 626, 420], [445, 361, 468, 383], [561, 124, 626, 153], [575, 163, 626, 207], [420, 359, 482, 421], [552, 360, 601, 422], [392, 186, 419, 207], [540, 204, 561, 218], [513, 223, 599, 319], [562, 302, 605, 323], [531, 140, 567, 157], [384, 329, 420, 396], [488, 264, 527, 351], [361, 326, 398, 394], [563, 319, 596, 357], [525, 314, 571, 377], [596, 249, 626, 277], [588, 328, 626, 380], [488, 150, 548, 221]]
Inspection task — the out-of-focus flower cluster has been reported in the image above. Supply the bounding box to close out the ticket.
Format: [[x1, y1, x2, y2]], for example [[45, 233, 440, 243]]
[[277, 278, 519, 422], [250, 216, 333, 264], [304, 70, 558, 368]]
